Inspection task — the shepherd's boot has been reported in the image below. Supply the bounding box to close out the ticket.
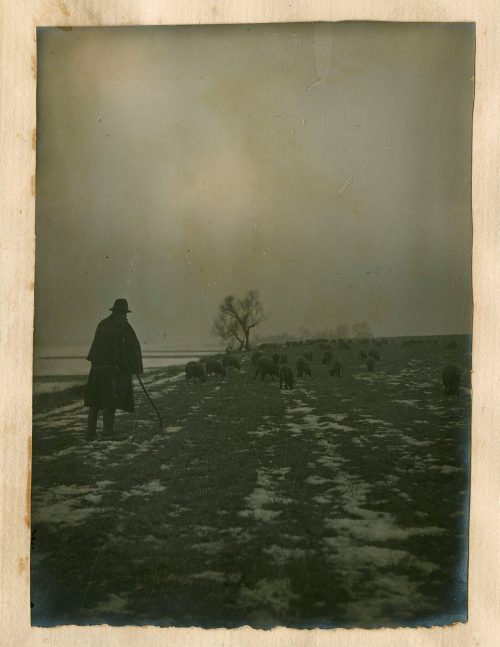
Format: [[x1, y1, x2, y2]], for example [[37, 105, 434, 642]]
[[86, 407, 99, 441], [103, 409, 116, 440]]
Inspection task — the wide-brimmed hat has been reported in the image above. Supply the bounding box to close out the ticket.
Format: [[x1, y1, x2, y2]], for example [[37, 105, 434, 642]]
[[110, 298, 132, 313]]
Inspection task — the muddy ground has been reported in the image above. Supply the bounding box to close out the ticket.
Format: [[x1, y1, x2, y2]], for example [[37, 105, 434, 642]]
[[31, 336, 470, 628]]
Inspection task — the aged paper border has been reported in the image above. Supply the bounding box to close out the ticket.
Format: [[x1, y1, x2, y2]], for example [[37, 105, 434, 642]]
[[1, 1, 498, 645]]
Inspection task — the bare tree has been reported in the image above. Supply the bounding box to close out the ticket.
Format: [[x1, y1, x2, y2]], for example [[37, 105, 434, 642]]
[[352, 322, 373, 339], [213, 290, 265, 351], [335, 324, 350, 339]]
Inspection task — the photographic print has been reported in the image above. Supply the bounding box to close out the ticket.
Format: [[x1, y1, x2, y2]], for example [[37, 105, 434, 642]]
[[31, 21, 474, 628]]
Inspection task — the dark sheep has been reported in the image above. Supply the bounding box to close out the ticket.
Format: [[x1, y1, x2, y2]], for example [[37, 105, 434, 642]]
[[296, 356, 311, 378], [253, 356, 279, 381], [303, 351, 313, 362], [185, 361, 206, 383], [251, 350, 263, 366], [447, 340, 458, 350], [280, 353, 288, 364], [329, 360, 342, 377], [322, 350, 333, 364], [272, 353, 280, 365], [358, 350, 367, 361], [205, 359, 226, 377], [222, 355, 240, 370], [279, 365, 294, 389], [366, 357, 375, 372], [442, 364, 461, 395], [368, 349, 380, 361]]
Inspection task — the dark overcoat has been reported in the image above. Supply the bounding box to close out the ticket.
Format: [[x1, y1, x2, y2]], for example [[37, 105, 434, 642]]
[[84, 313, 143, 412]]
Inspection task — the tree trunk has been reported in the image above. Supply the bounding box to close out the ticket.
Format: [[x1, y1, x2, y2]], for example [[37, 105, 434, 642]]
[[244, 328, 250, 351]]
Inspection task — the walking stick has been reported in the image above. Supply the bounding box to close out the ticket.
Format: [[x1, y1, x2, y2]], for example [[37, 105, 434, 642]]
[[135, 374, 163, 432]]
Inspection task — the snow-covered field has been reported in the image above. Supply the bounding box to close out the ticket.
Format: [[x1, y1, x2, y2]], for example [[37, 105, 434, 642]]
[[31, 338, 470, 628]]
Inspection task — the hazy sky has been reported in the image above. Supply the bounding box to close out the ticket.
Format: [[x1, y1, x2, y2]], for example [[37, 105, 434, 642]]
[[34, 22, 474, 350]]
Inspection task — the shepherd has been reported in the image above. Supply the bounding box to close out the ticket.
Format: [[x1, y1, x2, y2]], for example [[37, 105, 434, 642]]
[[84, 299, 143, 440]]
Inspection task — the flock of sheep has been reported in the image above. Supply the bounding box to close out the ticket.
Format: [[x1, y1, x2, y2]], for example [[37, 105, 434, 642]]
[[184, 337, 464, 396]]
